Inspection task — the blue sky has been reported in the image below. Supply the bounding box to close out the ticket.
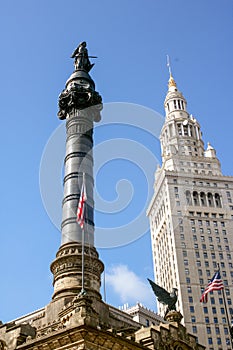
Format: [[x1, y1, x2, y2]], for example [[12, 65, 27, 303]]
[[0, 0, 233, 322]]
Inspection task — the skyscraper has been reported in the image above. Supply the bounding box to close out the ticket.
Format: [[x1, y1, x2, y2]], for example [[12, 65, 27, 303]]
[[148, 72, 233, 349]]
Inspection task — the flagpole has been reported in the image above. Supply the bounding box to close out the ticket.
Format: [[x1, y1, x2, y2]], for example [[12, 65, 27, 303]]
[[103, 268, 106, 302], [218, 264, 233, 346], [81, 225, 85, 294], [80, 172, 86, 295]]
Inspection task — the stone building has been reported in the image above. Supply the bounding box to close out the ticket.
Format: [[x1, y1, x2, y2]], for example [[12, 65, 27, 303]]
[[147, 73, 233, 349], [0, 44, 205, 350]]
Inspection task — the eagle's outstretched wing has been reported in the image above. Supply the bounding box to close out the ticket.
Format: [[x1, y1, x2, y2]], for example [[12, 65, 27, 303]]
[[148, 278, 173, 306]]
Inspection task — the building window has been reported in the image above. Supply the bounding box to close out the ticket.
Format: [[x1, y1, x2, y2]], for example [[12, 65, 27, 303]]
[[208, 337, 213, 345], [221, 308, 225, 314], [190, 306, 194, 313], [191, 316, 196, 322], [212, 307, 216, 314], [186, 190, 192, 205], [192, 326, 197, 333], [193, 191, 199, 206], [183, 250, 187, 257], [203, 307, 208, 313], [207, 193, 214, 207], [200, 192, 206, 206], [215, 193, 222, 207], [189, 296, 193, 303], [213, 317, 218, 323], [206, 326, 211, 334]]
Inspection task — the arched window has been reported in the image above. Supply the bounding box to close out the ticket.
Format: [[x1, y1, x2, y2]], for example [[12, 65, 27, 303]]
[[186, 190, 192, 205], [207, 193, 214, 207], [215, 193, 222, 208], [193, 191, 199, 206], [200, 192, 207, 206]]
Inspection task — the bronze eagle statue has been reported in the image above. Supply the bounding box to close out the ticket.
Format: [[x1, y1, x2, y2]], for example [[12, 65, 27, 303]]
[[148, 278, 178, 315]]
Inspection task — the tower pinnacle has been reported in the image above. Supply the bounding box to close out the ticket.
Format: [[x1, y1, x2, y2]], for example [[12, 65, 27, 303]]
[[166, 55, 177, 90]]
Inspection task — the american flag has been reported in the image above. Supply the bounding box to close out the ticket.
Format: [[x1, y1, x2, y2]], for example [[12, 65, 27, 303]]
[[77, 177, 87, 229], [200, 271, 224, 303]]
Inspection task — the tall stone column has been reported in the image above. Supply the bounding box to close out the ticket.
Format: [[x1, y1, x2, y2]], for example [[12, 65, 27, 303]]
[[50, 42, 104, 301]]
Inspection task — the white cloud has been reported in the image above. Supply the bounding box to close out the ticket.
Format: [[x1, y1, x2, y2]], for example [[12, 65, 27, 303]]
[[105, 264, 154, 307]]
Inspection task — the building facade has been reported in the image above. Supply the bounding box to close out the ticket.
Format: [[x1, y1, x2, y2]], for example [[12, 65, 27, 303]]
[[147, 73, 233, 349]]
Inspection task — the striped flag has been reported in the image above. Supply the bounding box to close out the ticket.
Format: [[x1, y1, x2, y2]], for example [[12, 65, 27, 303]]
[[200, 271, 224, 303], [77, 176, 87, 229]]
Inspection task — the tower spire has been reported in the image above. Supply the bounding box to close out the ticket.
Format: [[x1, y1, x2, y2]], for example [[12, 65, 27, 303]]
[[50, 42, 104, 301], [166, 55, 177, 89]]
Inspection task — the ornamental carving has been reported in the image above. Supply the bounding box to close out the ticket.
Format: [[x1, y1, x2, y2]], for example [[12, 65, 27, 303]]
[[58, 84, 102, 120]]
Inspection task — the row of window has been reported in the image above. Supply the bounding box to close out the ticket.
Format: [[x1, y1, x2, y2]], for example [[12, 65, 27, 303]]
[[189, 305, 227, 315], [186, 190, 222, 208], [174, 178, 232, 190], [190, 227, 226, 237], [190, 218, 225, 225], [188, 211, 225, 218]]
